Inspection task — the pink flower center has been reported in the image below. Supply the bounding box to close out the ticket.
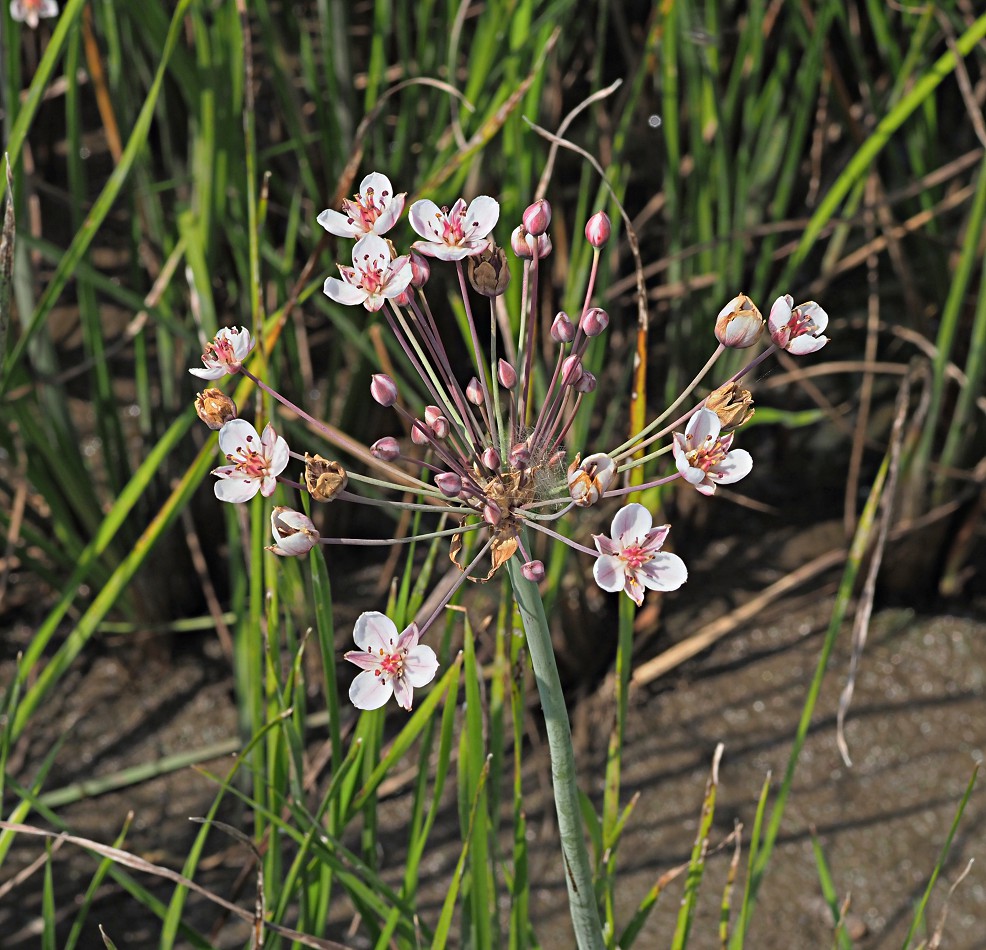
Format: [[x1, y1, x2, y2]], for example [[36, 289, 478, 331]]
[[375, 647, 406, 679], [227, 435, 271, 479], [343, 188, 388, 230], [204, 336, 236, 366], [436, 206, 471, 246], [357, 259, 387, 294], [687, 439, 729, 472], [621, 543, 649, 570]]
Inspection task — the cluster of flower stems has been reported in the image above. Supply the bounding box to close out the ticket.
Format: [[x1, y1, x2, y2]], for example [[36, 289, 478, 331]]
[[191, 172, 828, 713]]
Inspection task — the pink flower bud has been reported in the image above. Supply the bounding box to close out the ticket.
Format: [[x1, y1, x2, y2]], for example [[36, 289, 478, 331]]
[[575, 371, 597, 393], [371, 436, 400, 461], [522, 199, 551, 236], [410, 251, 431, 288], [562, 354, 583, 385], [510, 225, 535, 259], [371, 373, 398, 406], [482, 446, 501, 470], [431, 415, 450, 439], [581, 307, 609, 337], [424, 405, 443, 426], [435, 472, 463, 497], [497, 359, 517, 388], [483, 500, 502, 525], [393, 288, 413, 306], [466, 377, 484, 405], [411, 420, 431, 446], [521, 560, 546, 583], [715, 293, 764, 348], [509, 442, 531, 469], [585, 211, 611, 248], [534, 233, 552, 259], [551, 311, 575, 343]]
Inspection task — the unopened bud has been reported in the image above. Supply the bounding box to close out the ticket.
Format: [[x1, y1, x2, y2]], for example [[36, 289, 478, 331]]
[[567, 452, 617, 507], [371, 436, 400, 461], [575, 371, 597, 394], [585, 211, 611, 248], [304, 453, 348, 502], [521, 560, 546, 583], [410, 251, 431, 288], [551, 311, 575, 343], [435, 472, 463, 497], [466, 377, 484, 406], [497, 359, 517, 388], [424, 405, 443, 426], [483, 500, 502, 525], [411, 420, 432, 446], [394, 288, 413, 306], [562, 354, 583, 385], [371, 373, 398, 407], [581, 307, 609, 337], [482, 446, 501, 470], [195, 388, 237, 429], [509, 442, 531, 469], [268, 507, 320, 557], [706, 382, 755, 431], [431, 415, 450, 439], [510, 225, 535, 259], [467, 241, 511, 297], [715, 293, 764, 348], [533, 233, 552, 259], [522, 198, 551, 236]]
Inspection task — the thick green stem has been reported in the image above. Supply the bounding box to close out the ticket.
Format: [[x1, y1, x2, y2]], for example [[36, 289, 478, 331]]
[[506, 557, 605, 950]]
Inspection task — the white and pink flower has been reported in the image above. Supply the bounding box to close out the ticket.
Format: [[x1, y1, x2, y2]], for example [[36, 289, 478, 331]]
[[344, 612, 439, 711], [323, 233, 412, 312], [672, 408, 753, 496], [10, 0, 59, 28], [189, 326, 254, 379], [212, 419, 289, 502], [317, 172, 405, 238], [592, 504, 687, 606], [768, 294, 829, 355], [409, 196, 499, 260]]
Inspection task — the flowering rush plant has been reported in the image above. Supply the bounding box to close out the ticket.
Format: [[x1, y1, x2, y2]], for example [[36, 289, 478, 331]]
[[190, 171, 827, 947]]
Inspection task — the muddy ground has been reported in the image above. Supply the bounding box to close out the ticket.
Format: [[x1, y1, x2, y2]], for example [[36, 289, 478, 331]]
[[1, 516, 984, 948]]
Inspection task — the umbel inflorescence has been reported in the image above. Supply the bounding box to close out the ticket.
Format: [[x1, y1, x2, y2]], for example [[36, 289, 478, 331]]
[[191, 172, 829, 712]]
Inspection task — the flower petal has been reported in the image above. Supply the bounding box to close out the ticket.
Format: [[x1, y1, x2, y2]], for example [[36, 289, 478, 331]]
[[218, 418, 260, 455], [767, 294, 793, 334], [638, 552, 688, 592], [408, 199, 444, 240], [317, 208, 360, 238], [353, 611, 399, 653], [404, 644, 439, 688], [462, 196, 500, 240], [787, 334, 828, 355], [189, 366, 227, 380], [349, 670, 394, 710], [324, 276, 368, 306], [214, 476, 260, 503], [593, 555, 626, 593], [610, 503, 652, 544], [685, 408, 721, 446], [710, 448, 753, 484]]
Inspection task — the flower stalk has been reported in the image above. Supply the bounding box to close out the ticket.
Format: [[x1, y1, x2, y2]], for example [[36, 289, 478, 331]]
[[506, 554, 605, 950]]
